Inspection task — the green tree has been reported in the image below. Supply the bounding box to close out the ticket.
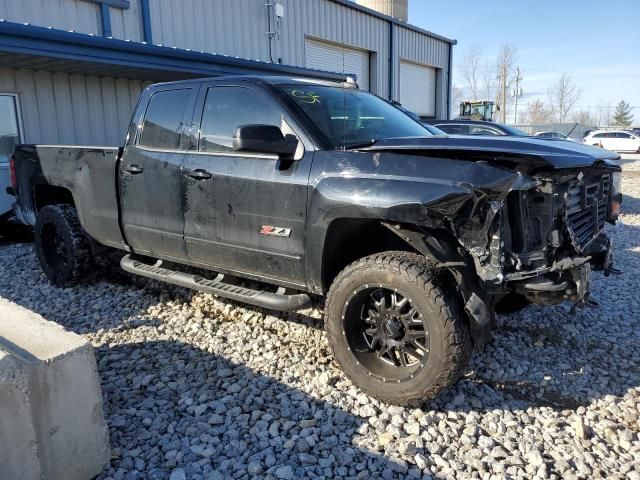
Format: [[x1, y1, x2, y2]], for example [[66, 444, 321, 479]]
[[613, 100, 634, 126]]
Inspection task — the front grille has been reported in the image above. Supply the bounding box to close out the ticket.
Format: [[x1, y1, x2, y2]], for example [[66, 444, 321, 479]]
[[565, 174, 610, 251]]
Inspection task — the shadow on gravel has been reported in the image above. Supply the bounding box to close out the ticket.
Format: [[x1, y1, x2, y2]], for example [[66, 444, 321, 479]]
[[97, 339, 398, 479], [0, 220, 33, 246]]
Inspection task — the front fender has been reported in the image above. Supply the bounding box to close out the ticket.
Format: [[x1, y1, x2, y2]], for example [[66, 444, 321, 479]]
[[305, 151, 535, 292]]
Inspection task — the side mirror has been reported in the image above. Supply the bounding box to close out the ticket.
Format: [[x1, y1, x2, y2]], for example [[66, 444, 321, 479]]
[[232, 124, 298, 158]]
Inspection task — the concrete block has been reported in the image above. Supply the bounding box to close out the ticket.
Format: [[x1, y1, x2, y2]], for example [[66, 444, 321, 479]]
[[0, 298, 110, 480]]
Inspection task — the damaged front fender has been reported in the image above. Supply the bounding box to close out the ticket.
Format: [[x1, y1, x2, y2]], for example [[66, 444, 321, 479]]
[[306, 150, 537, 292]]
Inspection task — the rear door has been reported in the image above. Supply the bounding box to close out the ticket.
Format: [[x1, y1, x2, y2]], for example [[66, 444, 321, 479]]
[[181, 82, 313, 287], [119, 85, 197, 258]]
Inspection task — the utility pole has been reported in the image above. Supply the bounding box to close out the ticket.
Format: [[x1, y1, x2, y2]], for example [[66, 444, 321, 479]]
[[500, 64, 507, 123], [512, 67, 523, 124]]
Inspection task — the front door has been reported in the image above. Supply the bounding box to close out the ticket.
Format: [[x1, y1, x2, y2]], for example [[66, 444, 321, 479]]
[[120, 85, 197, 258], [181, 83, 312, 287]]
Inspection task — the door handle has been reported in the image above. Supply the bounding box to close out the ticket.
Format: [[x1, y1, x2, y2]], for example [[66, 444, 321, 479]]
[[124, 164, 144, 174], [185, 169, 212, 180]]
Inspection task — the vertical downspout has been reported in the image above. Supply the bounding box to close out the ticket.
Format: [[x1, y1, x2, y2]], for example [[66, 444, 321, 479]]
[[388, 20, 394, 101], [446, 40, 456, 119], [100, 2, 112, 37], [140, 0, 153, 44]]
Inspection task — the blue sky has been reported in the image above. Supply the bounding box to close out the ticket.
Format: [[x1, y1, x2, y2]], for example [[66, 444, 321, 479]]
[[408, 0, 640, 123]]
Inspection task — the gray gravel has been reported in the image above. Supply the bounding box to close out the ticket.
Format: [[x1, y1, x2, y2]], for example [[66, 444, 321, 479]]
[[0, 179, 639, 479]]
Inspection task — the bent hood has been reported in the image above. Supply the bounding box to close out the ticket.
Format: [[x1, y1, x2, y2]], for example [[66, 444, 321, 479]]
[[362, 136, 621, 172]]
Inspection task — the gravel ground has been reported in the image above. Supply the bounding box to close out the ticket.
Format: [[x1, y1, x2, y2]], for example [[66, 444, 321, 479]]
[[620, 153, 640, 172], [1, 181, 639, 480]]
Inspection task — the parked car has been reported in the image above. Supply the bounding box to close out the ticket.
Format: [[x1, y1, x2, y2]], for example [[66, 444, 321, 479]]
[[10, 75, 623, 406], [390, 102, 447, 135], [584, 130, 640, 153], [426, 119, 529, 137], [534, 131, 568, 140]]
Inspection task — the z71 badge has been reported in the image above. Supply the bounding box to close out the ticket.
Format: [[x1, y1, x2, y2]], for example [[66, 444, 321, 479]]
[[260, 226, 292, 237]]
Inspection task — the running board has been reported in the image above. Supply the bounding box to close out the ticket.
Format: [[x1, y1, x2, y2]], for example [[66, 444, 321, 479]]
[[120, 255, 311, 311]]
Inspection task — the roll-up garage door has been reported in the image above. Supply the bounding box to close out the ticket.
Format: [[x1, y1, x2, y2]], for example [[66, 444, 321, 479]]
[[400, 60, 436, 117], [305, 38, 370, 91]]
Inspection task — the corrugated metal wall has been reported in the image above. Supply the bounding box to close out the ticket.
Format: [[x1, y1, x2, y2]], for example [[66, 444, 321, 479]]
[[0, 68, 145, 145], [145, 0, 450, 112], [0, 0, 452, 122], [0, 0, 143, 40], [150, 0, 270, 60]]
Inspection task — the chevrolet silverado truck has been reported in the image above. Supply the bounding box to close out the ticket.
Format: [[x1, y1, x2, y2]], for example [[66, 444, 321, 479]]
[[9, 76, 622, 406]]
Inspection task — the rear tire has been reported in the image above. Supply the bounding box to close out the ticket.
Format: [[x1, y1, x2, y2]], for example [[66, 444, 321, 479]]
[[34, 204, 92, 287], [324, 251, 471, 406]]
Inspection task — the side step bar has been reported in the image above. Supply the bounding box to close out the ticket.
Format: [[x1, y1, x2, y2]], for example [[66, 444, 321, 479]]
[[120, 255, 311, 312]]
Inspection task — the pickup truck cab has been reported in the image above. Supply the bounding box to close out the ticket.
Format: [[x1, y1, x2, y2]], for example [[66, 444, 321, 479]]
[[10, 76, 623, 405]]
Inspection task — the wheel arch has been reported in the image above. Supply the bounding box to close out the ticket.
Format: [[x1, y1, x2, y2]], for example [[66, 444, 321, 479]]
[[318, 219, 418, 293], [33, 183, 76, 212]]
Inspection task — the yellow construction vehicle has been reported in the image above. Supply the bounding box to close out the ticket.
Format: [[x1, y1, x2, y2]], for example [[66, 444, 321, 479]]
[[457, 101, 498, 122]]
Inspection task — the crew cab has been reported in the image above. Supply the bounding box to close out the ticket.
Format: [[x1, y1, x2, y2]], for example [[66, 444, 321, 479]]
[[10, 76, 623, 406]]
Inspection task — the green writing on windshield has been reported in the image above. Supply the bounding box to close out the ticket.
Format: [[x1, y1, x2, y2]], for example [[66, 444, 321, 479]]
[[291, 90, 321, 104]]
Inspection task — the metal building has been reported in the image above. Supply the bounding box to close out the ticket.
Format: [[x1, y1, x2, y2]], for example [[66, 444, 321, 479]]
[[0, 0, 454, 150]]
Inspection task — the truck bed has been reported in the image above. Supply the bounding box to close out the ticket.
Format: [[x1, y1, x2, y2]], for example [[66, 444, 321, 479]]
[[12, 144, 126, 250]]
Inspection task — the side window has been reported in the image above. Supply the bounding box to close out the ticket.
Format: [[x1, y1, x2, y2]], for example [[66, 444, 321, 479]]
[[469, 125, 501, 136], [593, 133, 604, 138], [616, 132, 631, 139], [138, 89, 193, 150], [199, 86, 282, 153]]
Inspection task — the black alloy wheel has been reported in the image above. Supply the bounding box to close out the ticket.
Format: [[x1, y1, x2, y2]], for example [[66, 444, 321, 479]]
[[343, 285, 430, 381]]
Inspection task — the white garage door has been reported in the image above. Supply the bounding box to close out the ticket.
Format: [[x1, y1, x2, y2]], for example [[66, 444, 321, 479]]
[[400, 60, 437, 117], [305, 38, 370, 91]]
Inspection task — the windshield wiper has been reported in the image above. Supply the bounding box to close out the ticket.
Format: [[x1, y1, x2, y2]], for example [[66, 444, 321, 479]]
[[342, 139, 379, 150]]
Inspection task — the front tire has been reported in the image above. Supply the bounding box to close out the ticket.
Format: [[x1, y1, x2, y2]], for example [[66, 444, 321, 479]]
[[34, 204, 92, 287], [324, 252, 471, 406]]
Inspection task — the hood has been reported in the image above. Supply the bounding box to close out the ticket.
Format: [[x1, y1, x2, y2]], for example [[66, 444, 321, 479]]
[[362, 135, 621, 172]]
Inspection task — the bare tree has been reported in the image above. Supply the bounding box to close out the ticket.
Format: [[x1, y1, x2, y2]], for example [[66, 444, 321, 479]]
[[458, 45, 482, 101], [493, 44, 519, 120], [571, 109, 596, 126], [520, 99, 552, 125], [481, 59, 497, 102], [595, 102, 613, 127], [548, 74, 581, 123], [456, 43, 521, 121], [450, 84, 464, 119]]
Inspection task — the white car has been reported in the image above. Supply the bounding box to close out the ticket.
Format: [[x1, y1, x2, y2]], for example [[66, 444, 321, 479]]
[[584, 130, 640, 153]]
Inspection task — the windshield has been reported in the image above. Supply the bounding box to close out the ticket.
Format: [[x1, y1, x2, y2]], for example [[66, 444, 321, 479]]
[[281, 85, 433, 148]]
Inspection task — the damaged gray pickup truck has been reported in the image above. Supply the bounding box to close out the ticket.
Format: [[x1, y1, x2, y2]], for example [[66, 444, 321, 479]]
[[9, 76, 622, 406]]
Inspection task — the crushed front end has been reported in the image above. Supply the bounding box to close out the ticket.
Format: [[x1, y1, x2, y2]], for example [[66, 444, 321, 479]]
[[485, 166, 622, 309]]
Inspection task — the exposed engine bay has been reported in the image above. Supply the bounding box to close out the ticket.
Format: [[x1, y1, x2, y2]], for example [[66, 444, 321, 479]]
[[488, 167, 622, 308]]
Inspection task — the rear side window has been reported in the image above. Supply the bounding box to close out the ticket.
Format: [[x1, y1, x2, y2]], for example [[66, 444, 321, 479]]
[[616, 132, 631, 138], [199, 86, 281, 153], [437, 124, 467, 135], [469, 125, 501, 136], [139, 89, 193, 150]]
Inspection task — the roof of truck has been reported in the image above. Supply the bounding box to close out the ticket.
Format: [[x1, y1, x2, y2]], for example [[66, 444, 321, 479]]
[[149, 75, 357, 90]]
